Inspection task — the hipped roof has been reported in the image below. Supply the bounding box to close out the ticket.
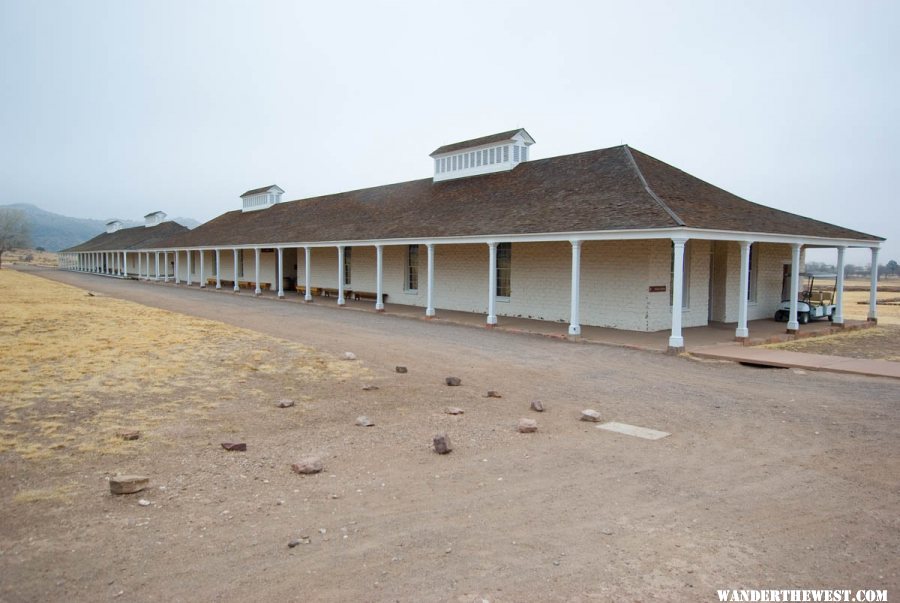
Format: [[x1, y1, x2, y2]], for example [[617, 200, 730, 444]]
[[63, 221, 189, 252], [156, 145, 880, 250]]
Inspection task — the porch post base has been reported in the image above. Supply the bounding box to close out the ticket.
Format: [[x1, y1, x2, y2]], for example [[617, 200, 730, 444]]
[[375, 307, 385, 312], [734, 336, 748, 343], [666, 345, 685, 355], [867, 316, 878, 324], [786, 328, 798, 334], [304, 298, 313, 303], [485, 323, 496, 329], [832, 319, 845, 327], [734, 327, 749, 339]]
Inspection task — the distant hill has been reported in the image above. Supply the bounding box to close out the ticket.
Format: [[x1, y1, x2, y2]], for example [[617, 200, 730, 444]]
[[0, 203, 198, 252]]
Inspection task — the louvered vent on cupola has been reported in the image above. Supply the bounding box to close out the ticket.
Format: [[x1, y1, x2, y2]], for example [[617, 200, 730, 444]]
[[105, 220, 124, 233], [240, 185, 284, 212], [430, 128, 535, 182]]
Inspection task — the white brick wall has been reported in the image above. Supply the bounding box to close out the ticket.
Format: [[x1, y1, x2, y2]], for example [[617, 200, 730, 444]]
[[152, 238, 795, 333]]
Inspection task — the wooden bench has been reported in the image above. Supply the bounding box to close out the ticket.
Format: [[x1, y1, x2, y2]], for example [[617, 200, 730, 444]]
[[295, 285, 322, 297], [352, 291, 388, 303], [238, 280, 270, 290], [206, 277, 217, 287], [320, 287, 344, 298]]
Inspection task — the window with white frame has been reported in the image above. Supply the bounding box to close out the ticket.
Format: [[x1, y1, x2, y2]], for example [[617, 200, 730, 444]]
[[238, 250, 244, 278], [343, 247, 352, 285], [669, 241, 691, 308], [190, 251, 196, 274], [406, 245, 419, 291], [496, 243, 511, 298]]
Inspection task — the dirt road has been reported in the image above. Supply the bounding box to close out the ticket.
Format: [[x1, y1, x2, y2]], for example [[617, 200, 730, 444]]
[[3, 268, 898, 602]]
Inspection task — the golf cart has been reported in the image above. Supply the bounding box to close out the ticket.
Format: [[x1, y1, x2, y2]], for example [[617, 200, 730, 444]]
[[774, 273, 837, 324]]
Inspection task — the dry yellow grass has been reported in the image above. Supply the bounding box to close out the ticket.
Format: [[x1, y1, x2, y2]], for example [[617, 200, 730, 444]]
[[0, 269, 363, 461]]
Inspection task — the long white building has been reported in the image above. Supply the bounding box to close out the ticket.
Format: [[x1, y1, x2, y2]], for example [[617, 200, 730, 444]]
[[60, 129, 884, 352]]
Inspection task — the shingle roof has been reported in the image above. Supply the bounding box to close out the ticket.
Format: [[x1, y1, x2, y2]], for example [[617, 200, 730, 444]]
[[240, 185, 282, 197], [63, 221, 189, 252], [628, 148, 881, 240], [430, 129, 531, 156], [156, 145, 881, 250]]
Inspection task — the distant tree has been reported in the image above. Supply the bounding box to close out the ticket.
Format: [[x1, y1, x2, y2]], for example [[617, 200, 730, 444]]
[[0, 208, 30, 269], [887, 260, 898, 277], [35, 246, 45, 252]]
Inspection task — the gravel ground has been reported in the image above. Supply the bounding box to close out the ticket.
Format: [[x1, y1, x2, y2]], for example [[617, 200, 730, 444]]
[[2, 267, 898, 602]]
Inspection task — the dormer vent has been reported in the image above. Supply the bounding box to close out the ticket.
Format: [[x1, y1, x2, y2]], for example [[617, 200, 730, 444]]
[[241, 185, 284, 212], [144, 211, 166, 227], [105, 220, 124, 234], [430, 128, 535, 182]]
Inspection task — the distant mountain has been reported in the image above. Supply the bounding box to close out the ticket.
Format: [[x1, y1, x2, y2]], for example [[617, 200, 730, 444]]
[[0, 203, 198, 252]]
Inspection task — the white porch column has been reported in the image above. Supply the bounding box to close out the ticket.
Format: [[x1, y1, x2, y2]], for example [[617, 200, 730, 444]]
[[137, 252, 142, 279], [276, 247, 285, 298], [303, 246, 312, 302], [337, 246, 346, 306], [833, 246, 845, 325], [103, 252, 108, 274], [154, 252, 159, 279], [375, 244, 384, 311], [425, 243, 436, 317], [736, 241, 752, 340], [786, 243, 802, 333], [186, 250, 192, 285], [163, 251, 169, 282], [868, 247, 879, 322], [232, 248, 240, 292], [123, 251, 128, 277], [487, 242, 498, 326], [174, 250, 180, 284], [568, 240, 582, 337], [215, 249, 222, 289], [668, 238, 688, 352], [199, 249, 206, 288], [254, 247, 261, 296]]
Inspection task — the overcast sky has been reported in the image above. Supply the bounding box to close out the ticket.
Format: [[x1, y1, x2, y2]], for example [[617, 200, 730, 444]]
[[1, 0, 896, 265]]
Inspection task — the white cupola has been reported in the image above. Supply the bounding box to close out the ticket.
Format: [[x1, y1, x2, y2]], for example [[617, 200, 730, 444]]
[[240, 185, 284, 212], [144, 211, 166, 227], [430, 128, 535, 182], [105, 220, 124, 233]]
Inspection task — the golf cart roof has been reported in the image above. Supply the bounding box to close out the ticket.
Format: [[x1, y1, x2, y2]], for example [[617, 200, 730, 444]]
[[800, 272, 837, 278]]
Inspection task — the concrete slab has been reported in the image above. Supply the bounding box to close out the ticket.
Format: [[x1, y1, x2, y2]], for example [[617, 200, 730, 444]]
[[690, 343, 900, 380], [596, 422, 671, 440]]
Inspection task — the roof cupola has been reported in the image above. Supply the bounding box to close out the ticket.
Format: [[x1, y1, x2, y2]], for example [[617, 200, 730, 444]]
[[430, 128, 535, 182], [144, 211, 166, 227], [240, 185, 284, 212]]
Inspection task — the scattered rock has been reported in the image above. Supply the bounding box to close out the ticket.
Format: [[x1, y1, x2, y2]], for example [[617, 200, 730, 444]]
[[445, 377, 462, 387], [362, 384, 379, 391], [342, 352, 357, 361], [581, 409, 601, 422], [355, 416, 374, 427], [109, 475, 149, 495], [433, 433, 453, 454], [116, 430, 140, 441], [395, 366, 408, 374], [530, 400, 544, 412], [792, 369, 807, 375], [137, 499, 151, 507], [291, 457, 324, 475], [221, 442, 247, 452], [444, 407, 465, 415], [601, 529, 613, 536], [486, 390, 502, 398], [517, 418, 538, 433], [276, 399, 295, 408], [288, 539, 302, 548]]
